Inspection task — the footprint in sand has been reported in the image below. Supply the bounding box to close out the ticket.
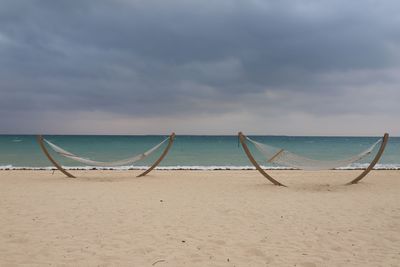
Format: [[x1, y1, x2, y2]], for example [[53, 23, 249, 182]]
[[245, 248, 273, 263], [299, 262, 317, 267], [210, 239, 226, 245]]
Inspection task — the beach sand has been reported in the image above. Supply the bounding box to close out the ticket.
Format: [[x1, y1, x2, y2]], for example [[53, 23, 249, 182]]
[[0, 170, 399, 266]]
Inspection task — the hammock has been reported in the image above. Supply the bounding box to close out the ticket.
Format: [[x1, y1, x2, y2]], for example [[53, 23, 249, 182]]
[[246, 137, 382, 171], [43, 137, 169, 167]]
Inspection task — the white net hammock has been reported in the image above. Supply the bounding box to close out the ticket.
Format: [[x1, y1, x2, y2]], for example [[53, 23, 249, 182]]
[[43, 137, 169, 167], [246, 137, 382, 171]]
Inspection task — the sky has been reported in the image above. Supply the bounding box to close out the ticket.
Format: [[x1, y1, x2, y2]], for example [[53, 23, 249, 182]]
[[0, 0, 399, 135]]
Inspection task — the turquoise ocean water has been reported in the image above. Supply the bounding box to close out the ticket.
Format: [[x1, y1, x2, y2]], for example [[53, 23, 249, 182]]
[[0, 135, 399, 170]]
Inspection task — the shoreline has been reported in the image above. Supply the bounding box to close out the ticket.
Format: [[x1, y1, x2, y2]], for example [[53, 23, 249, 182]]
[[1, 165, 400, 171]]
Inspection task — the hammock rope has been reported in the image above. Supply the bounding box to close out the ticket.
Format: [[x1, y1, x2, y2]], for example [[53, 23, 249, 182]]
[[43, 137, 169, 167], [246, 137, 382, 171]]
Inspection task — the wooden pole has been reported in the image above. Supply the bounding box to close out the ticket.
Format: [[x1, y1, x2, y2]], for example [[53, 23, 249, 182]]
[[267, 149, 284, 163], [239, 132, 286, 186], [137, 133, 176, 177], [347, 133, 389, 185], [37, 135, 76, 178]]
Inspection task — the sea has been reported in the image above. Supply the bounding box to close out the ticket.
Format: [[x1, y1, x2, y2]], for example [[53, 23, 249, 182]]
[[0, 135, 399, 170]]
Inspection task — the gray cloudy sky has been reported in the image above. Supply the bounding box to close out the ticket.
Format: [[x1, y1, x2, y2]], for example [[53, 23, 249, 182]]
[[0, 0, 399, 135]]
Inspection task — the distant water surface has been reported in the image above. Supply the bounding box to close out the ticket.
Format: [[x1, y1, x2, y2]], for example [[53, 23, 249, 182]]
[[0, 135, 399, 170]]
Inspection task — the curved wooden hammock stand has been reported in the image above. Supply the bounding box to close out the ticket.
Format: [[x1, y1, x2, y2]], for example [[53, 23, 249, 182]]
[[238, 132, 389, 187], [37, 133, 176, 178]]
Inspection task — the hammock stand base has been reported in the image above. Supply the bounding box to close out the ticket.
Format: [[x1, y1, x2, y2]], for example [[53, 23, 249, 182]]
[[238, 132, 286, 187], [37, 133, 175, 178], [238, 132, 389, 187], [137, 133, 175, 177], [346, 133, 388, 185], [37, 136, 76, 178]]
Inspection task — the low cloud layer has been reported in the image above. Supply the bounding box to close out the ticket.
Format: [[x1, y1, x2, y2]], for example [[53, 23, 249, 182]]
[[1, 0, 399, 135]]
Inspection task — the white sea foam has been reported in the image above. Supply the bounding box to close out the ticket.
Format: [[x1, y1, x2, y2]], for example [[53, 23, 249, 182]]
[[1, 164, 399, 170]]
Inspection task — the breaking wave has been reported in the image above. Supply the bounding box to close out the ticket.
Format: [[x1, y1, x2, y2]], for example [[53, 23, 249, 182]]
[[1, 164, 399, 170]]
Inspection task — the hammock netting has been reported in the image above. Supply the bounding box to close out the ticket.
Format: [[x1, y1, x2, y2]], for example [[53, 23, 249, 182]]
[[246, 137, 382, 170], [44, 137, 169, 167]]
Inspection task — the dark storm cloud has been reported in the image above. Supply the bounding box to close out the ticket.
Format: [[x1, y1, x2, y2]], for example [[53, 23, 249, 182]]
[[0, 0, 399, 133]]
